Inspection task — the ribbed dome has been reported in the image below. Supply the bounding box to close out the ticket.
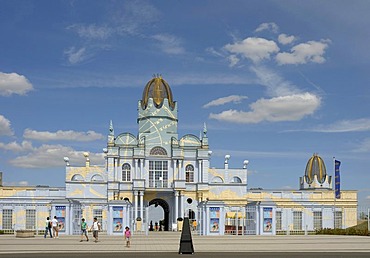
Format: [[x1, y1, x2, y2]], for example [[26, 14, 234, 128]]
[[305, 153, 327, 184], [141, 76, 175, 110]]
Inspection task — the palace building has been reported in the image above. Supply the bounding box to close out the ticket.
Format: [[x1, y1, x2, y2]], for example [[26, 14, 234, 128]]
[[0, 76, 357, 235]]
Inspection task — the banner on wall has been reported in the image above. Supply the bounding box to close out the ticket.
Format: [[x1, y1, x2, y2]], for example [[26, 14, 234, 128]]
[[263, 207, 272, 232], [55, 206, 66, 232], [209, 207, 220, 232], [113, 207, 123, 232]]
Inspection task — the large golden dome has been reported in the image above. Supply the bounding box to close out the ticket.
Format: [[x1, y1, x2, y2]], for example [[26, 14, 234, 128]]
[[304, 153, 327, 184], [141, 76, 175, 110]]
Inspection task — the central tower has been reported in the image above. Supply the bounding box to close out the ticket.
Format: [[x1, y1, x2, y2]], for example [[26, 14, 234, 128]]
[[138, 76, 178, 155]]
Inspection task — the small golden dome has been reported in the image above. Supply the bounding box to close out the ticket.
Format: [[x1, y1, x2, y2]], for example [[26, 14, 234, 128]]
[[141, 76, 175, 110], [305, 153, 327, 184]]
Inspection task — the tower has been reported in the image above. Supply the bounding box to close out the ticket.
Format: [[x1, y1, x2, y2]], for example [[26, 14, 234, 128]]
[[138, 76, 178, 155]]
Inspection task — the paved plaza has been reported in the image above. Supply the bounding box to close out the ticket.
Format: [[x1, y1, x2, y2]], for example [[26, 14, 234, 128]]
[[0, 232, 370, 257]]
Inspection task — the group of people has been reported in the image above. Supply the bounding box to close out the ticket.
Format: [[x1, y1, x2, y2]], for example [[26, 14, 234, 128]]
[[43, 216, 59, 239], [79, 217, 131, 246], [44, 216, 131, 246]]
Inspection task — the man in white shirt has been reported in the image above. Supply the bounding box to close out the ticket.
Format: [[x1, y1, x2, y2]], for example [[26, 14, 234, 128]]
[[90, 217, 101, 243], [51, 216, 59, 239]]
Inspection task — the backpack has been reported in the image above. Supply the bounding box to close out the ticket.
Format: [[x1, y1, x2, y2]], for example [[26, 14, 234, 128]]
[[48, 221, 52, 228]]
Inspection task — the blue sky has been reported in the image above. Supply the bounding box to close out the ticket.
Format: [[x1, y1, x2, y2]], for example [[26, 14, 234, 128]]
[[1, 0, 370, 206]]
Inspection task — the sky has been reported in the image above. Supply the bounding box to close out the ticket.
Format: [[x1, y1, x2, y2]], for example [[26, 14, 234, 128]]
[[0, 0, 370, 206]]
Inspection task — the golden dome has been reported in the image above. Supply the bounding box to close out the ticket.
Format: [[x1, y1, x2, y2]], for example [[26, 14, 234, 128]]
[[141, 76, 175, 110], [304, 153, 327, 184]]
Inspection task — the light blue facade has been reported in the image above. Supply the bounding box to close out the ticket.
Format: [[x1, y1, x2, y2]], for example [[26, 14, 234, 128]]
[[0, 77, 357, 236]]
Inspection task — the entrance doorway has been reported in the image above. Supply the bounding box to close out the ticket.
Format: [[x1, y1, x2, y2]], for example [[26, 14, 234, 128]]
[[149, 198, 170, 231]]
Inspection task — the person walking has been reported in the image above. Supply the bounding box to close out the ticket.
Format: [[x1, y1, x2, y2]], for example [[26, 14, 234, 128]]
[[51, 216, 59, 239], [80, 218, 89, 242], [90, 217, 101, 243], [44, 217, 52, 238], [124, 226, 131, 247]]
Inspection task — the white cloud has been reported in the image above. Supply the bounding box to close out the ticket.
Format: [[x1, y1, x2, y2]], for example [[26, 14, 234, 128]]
[[64, 47, 90, 65], [276, 39, 330, 65], [203, 95, 248, 108], [224, 37, 280, 63], [9, 144, 105, 168], [152, 34, 185, 54], [67, 24, 114, 40], [255, 22, 279, 33], [278, 34, 296, 45], [250, 66, 300, 97], [0, 115, 13, 136], [23, 129, 104, 142], [308, 119, 370, 133], [113, 0, 160, 36], [209, 93, 321, 124], [353, 138, 370, 153], [206, 47, 224, 57], [228, 55, 240, 67], [0, 141, 33, 152], [3, 181, 29, 186], [0, 72, 34, 96]]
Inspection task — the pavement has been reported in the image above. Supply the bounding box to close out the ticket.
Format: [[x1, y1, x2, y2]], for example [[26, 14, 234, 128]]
[[1, 231, 370, 257]]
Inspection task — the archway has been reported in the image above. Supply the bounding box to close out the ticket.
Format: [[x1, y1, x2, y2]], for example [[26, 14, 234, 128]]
[[149, 198, 170, 231]]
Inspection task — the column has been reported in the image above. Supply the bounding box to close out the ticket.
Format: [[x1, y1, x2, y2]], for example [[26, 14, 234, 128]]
[[134, 191, 138, 221], [179, 160, 183, 180], [176, 160, 180, 180], [113, 158, 117, 181], [139, 191, 144, 221], [180, 192, 184, 218], [173, 160, 177, 180], [140, 159, 144, 179], [175, 191, 179, 221], [198, 160, 202, 183], [134, 159, 138, 180]]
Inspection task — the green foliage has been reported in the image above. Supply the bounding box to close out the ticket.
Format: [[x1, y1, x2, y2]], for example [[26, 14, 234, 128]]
[[316, 221, 369, 236]]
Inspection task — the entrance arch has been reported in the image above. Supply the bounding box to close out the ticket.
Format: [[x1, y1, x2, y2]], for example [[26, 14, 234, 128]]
[[149, 198, 170, 231]]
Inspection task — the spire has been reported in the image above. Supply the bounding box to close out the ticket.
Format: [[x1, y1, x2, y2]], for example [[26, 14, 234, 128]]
[[108, 120, 115, 146], [109, 120, 114, 135], [201, 122, 208, 147]]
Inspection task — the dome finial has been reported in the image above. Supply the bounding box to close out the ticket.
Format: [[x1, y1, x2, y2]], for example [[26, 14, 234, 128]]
[[141, 76, 175, 110]]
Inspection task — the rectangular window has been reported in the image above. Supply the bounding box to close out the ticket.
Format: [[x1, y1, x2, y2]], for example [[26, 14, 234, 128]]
[[149, 161, 168, 188], [276, 211, 282, 230], [313, 211, 322, 229], [2, 209, 13, 230], [93, 209, 103, 230], [26, 209, 36, 230], [293, 211, 302, 230], [334, 211, 342, 229]]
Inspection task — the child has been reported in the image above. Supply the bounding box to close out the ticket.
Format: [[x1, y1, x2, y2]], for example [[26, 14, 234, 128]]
[[80, 218, 89, 242], [124, 226, 131, 247]]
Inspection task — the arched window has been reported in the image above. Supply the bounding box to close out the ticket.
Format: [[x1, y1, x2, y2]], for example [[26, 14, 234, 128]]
[[185, 164, 194, 182], [91, 174, 104, 181], [71, 174, 84, 181], [211, 176, 224, 183], [122, 163, 131, 182], [150, 146, 167, 156], [231, 176, 242, 183]]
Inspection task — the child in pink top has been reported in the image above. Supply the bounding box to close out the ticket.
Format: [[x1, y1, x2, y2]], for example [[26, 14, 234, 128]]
[[124, 226, 131, 247]]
